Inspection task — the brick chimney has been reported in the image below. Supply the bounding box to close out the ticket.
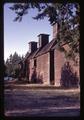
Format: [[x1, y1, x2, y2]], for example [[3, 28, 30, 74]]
[[52, 22, 60, 38], [28, 41, 37, 53], [38, 34, 49, 48]]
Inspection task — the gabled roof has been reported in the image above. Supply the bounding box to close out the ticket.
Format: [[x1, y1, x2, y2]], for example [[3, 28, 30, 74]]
[[51, 40, 72, 51], [27, 49, 38, 60], [35, 38, 57, 57], [25, 52, 30, 59], [25, 47, 42, 60], [30, 47, 42, 59], [25, 38, 57, 60]]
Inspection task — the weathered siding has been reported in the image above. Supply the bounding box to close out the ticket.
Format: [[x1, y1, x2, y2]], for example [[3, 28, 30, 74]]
[[63, 44, 80, 85], [29, 59, 34, 81], [54, 48, 80, 87], [62, 44, 80, 77], [26, 41, 79, 87], [54, 49, 66, 86], [67, 58, 80, 80], [36, 53, 50, 84]]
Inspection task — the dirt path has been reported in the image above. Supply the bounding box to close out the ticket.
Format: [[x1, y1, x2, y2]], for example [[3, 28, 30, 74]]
[[4, 89, 80, 117]]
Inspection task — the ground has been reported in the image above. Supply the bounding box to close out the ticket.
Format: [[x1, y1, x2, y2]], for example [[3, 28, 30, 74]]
[[4, 85, 80, 117]]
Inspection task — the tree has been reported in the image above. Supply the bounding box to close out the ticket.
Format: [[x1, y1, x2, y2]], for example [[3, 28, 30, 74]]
[[5, 52, 22, 77], [9, 2, 80, 62], [5, 58, 13, 76]]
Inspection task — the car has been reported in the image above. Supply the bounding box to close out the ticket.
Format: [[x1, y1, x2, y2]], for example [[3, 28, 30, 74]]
[[4, 77, 13, 81]]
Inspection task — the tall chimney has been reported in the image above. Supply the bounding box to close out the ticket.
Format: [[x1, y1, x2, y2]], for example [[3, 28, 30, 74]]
[[38, 34, 49, 48], [52, 23, 60, 38], [28, 41, 37, 53]]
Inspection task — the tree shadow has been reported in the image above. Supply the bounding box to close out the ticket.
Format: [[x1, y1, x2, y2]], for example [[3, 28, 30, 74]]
[[31, 67, 43, 84], [37, 74, 43, 84], [60, 62, 79, 88]]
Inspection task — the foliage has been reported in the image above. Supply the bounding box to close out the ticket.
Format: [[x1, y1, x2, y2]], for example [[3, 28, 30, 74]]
[[5, 52, 23, 77], [9, 2, 80, 61]]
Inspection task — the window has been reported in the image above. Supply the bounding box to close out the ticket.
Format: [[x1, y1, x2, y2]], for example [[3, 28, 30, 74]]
[[34, 59, 37, 67]]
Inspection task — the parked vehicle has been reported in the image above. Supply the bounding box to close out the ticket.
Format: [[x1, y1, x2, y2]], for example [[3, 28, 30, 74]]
[[4, 77, 13, 81]]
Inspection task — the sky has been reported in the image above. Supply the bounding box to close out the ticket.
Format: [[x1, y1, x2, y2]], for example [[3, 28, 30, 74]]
[[4, 3, 53, 61]]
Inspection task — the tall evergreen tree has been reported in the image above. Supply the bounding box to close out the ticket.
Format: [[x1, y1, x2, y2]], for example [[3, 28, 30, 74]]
[[5, 52, 22, 77]]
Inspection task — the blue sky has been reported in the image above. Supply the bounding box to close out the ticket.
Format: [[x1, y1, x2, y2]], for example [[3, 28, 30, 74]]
[[4, 3, 53, 61]]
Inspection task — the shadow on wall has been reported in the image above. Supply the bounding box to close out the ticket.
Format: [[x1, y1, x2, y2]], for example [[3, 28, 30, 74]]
[[60, 62, 79, 88], [31, 67, 43, 84]]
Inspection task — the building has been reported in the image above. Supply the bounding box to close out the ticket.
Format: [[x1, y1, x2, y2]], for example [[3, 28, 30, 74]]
[[23, 23, 79, 87]]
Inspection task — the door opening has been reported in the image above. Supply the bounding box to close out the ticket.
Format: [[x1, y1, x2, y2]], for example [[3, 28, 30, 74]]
[[50, 50, 55, 85]]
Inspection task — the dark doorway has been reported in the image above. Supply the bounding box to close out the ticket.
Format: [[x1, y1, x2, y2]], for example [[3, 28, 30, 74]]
[[50, 50, 55, 85], [34, 59, 37, 67]]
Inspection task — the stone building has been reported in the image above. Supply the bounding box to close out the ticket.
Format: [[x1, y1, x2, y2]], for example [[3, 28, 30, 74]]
[[24, 23, 79, 87]]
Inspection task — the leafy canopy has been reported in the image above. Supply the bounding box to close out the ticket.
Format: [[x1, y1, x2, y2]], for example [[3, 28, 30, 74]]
[[9, 3, 80, 62]]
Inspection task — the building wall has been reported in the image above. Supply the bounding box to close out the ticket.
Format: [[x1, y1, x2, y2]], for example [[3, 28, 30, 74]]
[[36, 53, 50, 84], [53, 23, 58, 38], [67, 57, 80, 80], [25, 59, 30, 81], [28, 59, 34, 82], [26, 45, 79, 87], [54, 49, 66, 86], [63, 44, 80, 82], [54, 48, 80, 87]]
